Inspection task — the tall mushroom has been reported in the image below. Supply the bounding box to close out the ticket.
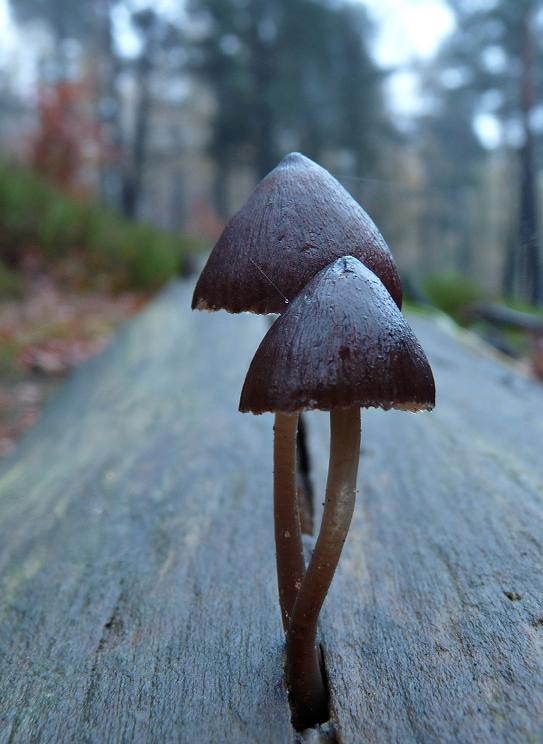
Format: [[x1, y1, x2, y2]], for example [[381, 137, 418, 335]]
[[192, 152, 403, 634], [240, 256, 435, 729], [192, 152, 402, 313]]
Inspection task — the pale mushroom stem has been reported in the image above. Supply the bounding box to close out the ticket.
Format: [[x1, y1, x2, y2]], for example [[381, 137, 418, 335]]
[[274, 412, 307, 632], [286, 405, 361, 729]]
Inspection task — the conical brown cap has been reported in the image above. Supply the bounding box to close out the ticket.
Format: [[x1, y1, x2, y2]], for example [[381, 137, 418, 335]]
[[239, 256, 435, 414], [192, 153, 402, 314]]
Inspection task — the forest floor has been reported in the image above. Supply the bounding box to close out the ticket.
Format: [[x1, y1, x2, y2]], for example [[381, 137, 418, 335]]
[[0, 272, 146, 458]]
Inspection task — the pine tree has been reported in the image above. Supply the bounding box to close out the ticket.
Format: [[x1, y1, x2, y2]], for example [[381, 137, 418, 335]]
[[441, 0, 543, 303], [187, 0, 388, 214]]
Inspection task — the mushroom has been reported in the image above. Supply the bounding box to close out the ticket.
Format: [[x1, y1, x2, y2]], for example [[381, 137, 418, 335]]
[[240, 256, 435, 729], [192, 153, 403, 636], [192, 151, 402, 313]]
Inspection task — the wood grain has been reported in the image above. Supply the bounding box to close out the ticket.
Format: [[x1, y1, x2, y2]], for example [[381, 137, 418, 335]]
[[0, 282, 293, 744], [308, 317, 543, 743], [2, 283, 543, 744]]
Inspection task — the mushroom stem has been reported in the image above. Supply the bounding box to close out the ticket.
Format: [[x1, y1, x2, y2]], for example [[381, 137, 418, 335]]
[[274, 412, 306, 632], [286, 405, 361, 729]]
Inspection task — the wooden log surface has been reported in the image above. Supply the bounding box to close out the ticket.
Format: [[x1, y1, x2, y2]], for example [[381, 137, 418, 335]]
[[0, 281, 293, 744], [1, 281, 543, 743], [309, 318, 543, 744]]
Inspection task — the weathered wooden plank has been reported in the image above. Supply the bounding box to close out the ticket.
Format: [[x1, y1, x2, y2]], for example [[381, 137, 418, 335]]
[[416, 318, 543, 470], [309, 316, 543, 743], [3, 285, 543, 744], [0, 282, 294, 744]]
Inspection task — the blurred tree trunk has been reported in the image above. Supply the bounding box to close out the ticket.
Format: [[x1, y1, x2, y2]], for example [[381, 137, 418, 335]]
[[50, 1, 69, 80], [121, 56, 152, 219], [503, 1, 541, 304], [96, 0, 124, 207], [503, 218, 516, 298], [121, 13, 155, 220], [248, 3, 276, 179], [254, 98, 275, 180], [517, 2, 540, 304], [455, 189, 472, 276], [213, 157, 229, 219]]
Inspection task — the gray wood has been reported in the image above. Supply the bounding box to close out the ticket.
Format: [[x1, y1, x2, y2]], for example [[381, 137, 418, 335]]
[[0, 282, 294, 744], [2, 282, 543, 744], [307, 317, 543, 744]]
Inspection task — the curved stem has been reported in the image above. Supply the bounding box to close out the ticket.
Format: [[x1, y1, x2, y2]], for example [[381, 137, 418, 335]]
[[274, 412, 306, 632], [286, 406, 361, 730]]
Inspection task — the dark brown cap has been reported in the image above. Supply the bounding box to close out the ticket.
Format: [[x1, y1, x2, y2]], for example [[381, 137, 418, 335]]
[[239, 256, 435, 414], [192, 152, 402, 315]]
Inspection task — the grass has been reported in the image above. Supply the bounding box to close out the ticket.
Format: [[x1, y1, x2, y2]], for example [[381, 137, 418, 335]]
[[0, 342, 21, 380], [0, 161, 204, 292], [0, 262, 24, 298], [503, 298, 543, 318], [402, 299, 438, 318], [421, 273, 487, 325]]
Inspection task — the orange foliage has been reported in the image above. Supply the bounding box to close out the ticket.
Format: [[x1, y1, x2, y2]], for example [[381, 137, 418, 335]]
[[188, 199, 225, 241], [31, 82, 103, 193]]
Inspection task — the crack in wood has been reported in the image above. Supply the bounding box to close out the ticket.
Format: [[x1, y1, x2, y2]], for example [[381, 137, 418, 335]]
[[504, 591, 522, 603], [82, 583, 127, 722]]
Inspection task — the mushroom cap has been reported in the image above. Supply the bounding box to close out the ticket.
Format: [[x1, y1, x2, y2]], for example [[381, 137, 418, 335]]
[[192, 152, 402, 315], [239, 256, 435, 414]]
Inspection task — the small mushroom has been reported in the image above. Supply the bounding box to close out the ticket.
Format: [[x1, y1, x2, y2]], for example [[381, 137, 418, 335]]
[[240, 256, 435, 729], [192, 153, 403, 637]]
